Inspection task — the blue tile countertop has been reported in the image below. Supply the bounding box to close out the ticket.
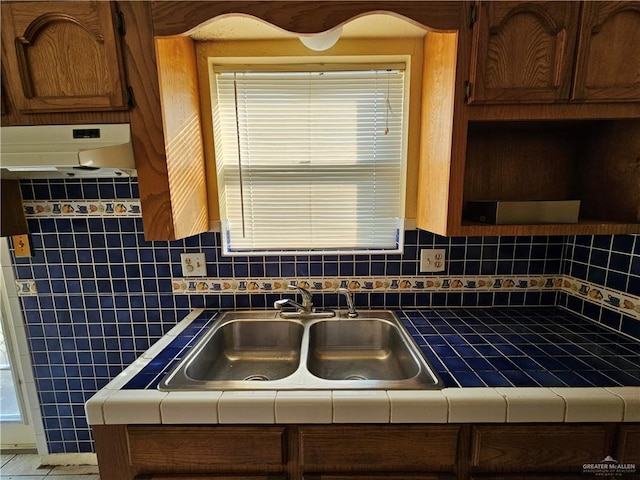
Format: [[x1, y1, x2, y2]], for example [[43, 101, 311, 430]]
[[85, 306, 640, 426], [121, 306, 640, 391]]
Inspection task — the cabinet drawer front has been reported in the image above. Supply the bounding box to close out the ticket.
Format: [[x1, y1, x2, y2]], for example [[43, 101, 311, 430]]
[[300, 425, 459, 471], [128, 426, 286, 468], [471, 425, 609, 471]]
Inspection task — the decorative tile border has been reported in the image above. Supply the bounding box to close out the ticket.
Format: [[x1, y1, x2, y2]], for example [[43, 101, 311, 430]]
[[560, 276, 640, 320], [16, 269, 640, 320], [169, 274, 640, 321], [23, 200, 141, 217], [16, 279, 37, 296], [170, 275, 558, 294]]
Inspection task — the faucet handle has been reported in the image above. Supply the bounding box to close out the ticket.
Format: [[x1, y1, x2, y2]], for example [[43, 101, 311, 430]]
[[288, 284, 313, 312], [274, 298, 291, 310]]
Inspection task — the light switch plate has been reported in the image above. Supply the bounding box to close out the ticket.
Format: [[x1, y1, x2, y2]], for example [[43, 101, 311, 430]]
[[180, 253, 206, 277], [420, 249, 446, 272], [13, 234, 32, 257]]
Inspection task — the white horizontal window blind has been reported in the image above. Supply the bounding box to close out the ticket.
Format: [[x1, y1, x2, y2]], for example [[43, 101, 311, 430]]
[[212, 66, 406, 255]]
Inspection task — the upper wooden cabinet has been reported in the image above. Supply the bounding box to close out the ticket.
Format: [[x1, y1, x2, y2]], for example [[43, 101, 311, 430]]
[[1, 179, 28, 237], [1, 1, 129, 114], [468, 1, 640, 104], [469, 2, 580, 104], [572, 2, 640, 102]]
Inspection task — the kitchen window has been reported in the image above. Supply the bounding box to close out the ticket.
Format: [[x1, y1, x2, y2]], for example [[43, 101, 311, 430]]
[[211, 63, 408, 255]]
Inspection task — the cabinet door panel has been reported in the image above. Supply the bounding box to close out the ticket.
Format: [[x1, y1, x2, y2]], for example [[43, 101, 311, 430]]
[[469, 1, 579, 103], [616, 424, 640, 465], [1, 1, 128, 113], [572, 2, 640, 102], [300, 425, 459, 472], [471, 425, 609, 472]]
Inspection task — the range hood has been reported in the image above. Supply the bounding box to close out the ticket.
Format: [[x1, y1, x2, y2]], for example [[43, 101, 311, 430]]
[[0, 123, 136, 179]]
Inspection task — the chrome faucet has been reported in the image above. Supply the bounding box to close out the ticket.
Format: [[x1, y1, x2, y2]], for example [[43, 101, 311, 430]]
[[337, 287, 358, 318], [274, 284, 335, 318], [289, 284, 314, 312], [273, 285, 312, 313]]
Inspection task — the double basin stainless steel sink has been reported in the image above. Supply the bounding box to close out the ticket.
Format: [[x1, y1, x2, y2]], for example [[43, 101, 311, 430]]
[[159, 310, 443, 390]]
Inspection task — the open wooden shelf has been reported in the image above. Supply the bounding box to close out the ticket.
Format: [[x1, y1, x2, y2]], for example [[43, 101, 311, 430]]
[[457, 219, 640, 237], [457, 118, 640, 237]]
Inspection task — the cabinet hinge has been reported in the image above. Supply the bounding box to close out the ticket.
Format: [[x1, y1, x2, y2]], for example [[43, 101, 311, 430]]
[[116, 11, 126, 35], [469, 4, 478, 28], [126, 86, 135, 108], [464, 81, 473, 101]]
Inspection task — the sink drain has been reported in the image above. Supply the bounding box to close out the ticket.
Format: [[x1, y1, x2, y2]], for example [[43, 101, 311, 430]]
[[344, 374, 367, 381], [243, 374, 270, 381]]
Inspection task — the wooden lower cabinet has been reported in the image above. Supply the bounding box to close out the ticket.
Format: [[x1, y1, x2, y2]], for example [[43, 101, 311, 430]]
[[304, 476, 455, 480], [94, 425, 288, 479], [137, 477, 284, 480], [617, 424, 640, 465], [470, 424, 612, 473], [471, 473, 584, 480], [92, 423, 636, 480], [299, 425, 459, 473]]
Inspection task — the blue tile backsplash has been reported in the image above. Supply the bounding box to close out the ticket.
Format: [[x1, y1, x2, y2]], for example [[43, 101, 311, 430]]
[[9, 178, 640, 454]]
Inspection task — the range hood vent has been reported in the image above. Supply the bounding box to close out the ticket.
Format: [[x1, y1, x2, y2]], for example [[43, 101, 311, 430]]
[[0, 124, 136, 179]]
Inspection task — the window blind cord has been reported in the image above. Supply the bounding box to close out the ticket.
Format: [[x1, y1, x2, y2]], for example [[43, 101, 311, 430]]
[[233, 73, 247, 238], [385, 69, 393, 135]]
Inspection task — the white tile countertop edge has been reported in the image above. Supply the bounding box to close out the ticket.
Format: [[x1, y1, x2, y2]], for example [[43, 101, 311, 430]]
[[85, 308, 640, 426]]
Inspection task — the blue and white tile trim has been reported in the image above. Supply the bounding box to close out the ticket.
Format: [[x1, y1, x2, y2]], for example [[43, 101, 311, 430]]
[[16, 279, 37, 296], [560, 276, 640, 320], [167, 274, 640, 322], [23, 200, 142, 217], [170, 275, 557, 294], [17, 272, 640, 322], [172, 276, 560, 294]]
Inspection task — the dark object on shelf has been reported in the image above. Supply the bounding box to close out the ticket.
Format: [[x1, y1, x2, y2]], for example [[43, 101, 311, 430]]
[[465, 200, 580, 225]]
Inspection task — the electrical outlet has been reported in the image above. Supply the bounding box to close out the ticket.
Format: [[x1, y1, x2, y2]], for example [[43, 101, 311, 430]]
[[180, 253, 207, 277], [420, 248, 446, 273]]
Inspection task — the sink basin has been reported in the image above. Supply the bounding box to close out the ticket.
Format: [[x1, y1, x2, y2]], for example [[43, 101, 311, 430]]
[[185, 320, 303, 382], [307, 319, 419, 381], [159, 310, 443, 390]]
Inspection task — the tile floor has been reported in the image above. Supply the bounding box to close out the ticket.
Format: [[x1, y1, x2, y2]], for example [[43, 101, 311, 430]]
[[0, 453, 99, 479]]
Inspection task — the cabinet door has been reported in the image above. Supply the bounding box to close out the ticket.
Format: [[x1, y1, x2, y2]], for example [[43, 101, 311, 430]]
[[471, 425, 610, 473], [468, 1, 580, 103], [572, 2, 640, 102], [1, 1, 128, 113], [616, 424, 640, 465]]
